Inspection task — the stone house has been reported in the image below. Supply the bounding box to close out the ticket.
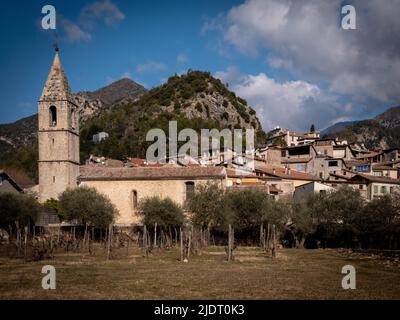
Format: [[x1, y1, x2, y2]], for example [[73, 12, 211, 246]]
[[345, 174, 400, 200], [294, 181, 335, 203]]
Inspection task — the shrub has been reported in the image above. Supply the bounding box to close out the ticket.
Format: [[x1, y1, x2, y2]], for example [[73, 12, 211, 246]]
[[139, 196, 184, 229], [59, 186, 118, 228], [0, 193, 40, 229]]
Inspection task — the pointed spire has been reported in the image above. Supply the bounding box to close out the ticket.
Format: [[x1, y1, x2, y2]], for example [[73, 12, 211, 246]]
[[40, 48, 74, 102]]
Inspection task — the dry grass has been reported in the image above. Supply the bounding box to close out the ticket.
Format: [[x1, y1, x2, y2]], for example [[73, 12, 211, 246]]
[[0, 245, 399, 300]]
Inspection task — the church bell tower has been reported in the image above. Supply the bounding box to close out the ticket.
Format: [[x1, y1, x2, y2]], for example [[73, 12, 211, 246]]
[[38, 48, 80, 202]]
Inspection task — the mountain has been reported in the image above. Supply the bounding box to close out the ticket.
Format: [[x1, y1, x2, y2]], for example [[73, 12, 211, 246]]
[[321, 120, 354, 136], [79, 71, 265, 161], [75, 78, 147, 121], [0, 71, 265, 180], [323, 106, 400, 149]]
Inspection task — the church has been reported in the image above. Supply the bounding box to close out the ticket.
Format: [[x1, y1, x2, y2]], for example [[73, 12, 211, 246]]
[[38, 49, 227, 225]]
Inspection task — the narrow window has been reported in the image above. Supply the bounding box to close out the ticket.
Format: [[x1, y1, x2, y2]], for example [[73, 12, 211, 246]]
[[132, 190, 138, 209], [185, 181, 195, 198], [53, 176, 56, 183], [49, 106, 57, 126]]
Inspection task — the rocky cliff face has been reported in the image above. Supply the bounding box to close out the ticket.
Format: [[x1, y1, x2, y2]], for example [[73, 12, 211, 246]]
[[323, 106, 400, 149], [75, 78, 147, 122]]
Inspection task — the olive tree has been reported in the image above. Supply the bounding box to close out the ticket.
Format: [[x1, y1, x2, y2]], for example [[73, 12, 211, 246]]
[[138, 196, 184, 229], [185, 182, 225, 230], [59, 186, 118, 228], [0, 192, 40, 237]]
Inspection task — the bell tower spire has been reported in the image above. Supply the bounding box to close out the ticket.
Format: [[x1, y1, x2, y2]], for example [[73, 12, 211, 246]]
[[38, 48, 80, 202]]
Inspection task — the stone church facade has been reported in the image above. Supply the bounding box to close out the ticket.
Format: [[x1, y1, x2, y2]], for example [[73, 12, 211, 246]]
[[38, 50, 226, 225]]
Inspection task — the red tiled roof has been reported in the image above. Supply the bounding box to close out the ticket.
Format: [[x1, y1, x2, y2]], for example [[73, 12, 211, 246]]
[[256, 166, 319, 181], [79, 166, 226, 181], [372, 164, 398, 170], [226, 168, 257, 178], [348, 173, 400, 185]]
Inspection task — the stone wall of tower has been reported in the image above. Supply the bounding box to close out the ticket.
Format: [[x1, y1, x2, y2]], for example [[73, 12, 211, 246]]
[[38, 161, 80, 202], [38, 51, 80, 203]]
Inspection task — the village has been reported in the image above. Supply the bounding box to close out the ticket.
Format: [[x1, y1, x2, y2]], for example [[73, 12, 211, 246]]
[[1, 49, 400, 301]]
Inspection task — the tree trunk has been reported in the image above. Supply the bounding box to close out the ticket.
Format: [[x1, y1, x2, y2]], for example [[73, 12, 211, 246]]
[[153, 222, 157, 249]]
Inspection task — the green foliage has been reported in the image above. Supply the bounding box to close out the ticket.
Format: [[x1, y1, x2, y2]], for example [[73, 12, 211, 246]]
[[185, 182, 225, 229], [0, 193, 40, 229], [138, 196, 184, 229], [59, 186, 118, 227], [43, 198, 63, 219], [0, 145, 38, 182]]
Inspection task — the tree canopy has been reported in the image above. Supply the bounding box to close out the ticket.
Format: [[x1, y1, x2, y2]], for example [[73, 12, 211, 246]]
[[138, 196, 184, 229], [59, 186, 118, 228]]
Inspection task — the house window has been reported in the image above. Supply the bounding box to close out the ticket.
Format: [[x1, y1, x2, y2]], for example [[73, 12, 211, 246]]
[[374, 185, 378, 193], [53, 176, 55, 183], [359, 185, 363, 190], [328, 161, 338, 167], [381, 186, 387, 194], [49, 106, 57, 127], [132, 190, 138, 209], [390, 187, 394, 194], [185, 181, 195, 198]]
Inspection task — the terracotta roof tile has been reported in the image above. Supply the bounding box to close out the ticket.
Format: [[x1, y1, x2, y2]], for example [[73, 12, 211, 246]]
[[256, 166, 319, 181], [79, 166, 226, 181]]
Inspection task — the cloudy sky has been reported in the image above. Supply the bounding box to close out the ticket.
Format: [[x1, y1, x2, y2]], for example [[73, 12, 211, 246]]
[[1, 0, 399, 132]]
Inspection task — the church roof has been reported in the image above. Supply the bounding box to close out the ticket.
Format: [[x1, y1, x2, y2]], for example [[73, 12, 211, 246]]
[[39, 50, 74, 102], [78, 166, 227, 181]]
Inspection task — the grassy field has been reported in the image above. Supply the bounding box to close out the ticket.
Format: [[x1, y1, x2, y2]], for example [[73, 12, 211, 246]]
[[0, 246, 399, 299]]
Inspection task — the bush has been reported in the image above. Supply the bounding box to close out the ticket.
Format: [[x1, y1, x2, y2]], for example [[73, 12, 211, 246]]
[[59, 186, 118, 228], [139, 196, 184, 229], [0, 193, 40, 230], [186, 182, 225, 229]]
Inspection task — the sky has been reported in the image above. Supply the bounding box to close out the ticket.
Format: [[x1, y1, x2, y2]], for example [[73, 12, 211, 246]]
[[0, 0, 399, 132]]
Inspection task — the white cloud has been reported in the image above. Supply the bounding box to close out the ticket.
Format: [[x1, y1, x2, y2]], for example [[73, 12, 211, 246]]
[[210, 0, 400, 115], [215, 67, 351, 131], [136, 62, 167, 74], [60, 18, 92, 43], [177, 54, 188, 63], [60, 0, 124, 43], [80, 0, 125, 28]]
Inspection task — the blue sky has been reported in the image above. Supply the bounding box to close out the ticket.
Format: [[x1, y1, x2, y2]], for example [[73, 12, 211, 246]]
[[1, 0, 399, 131]]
